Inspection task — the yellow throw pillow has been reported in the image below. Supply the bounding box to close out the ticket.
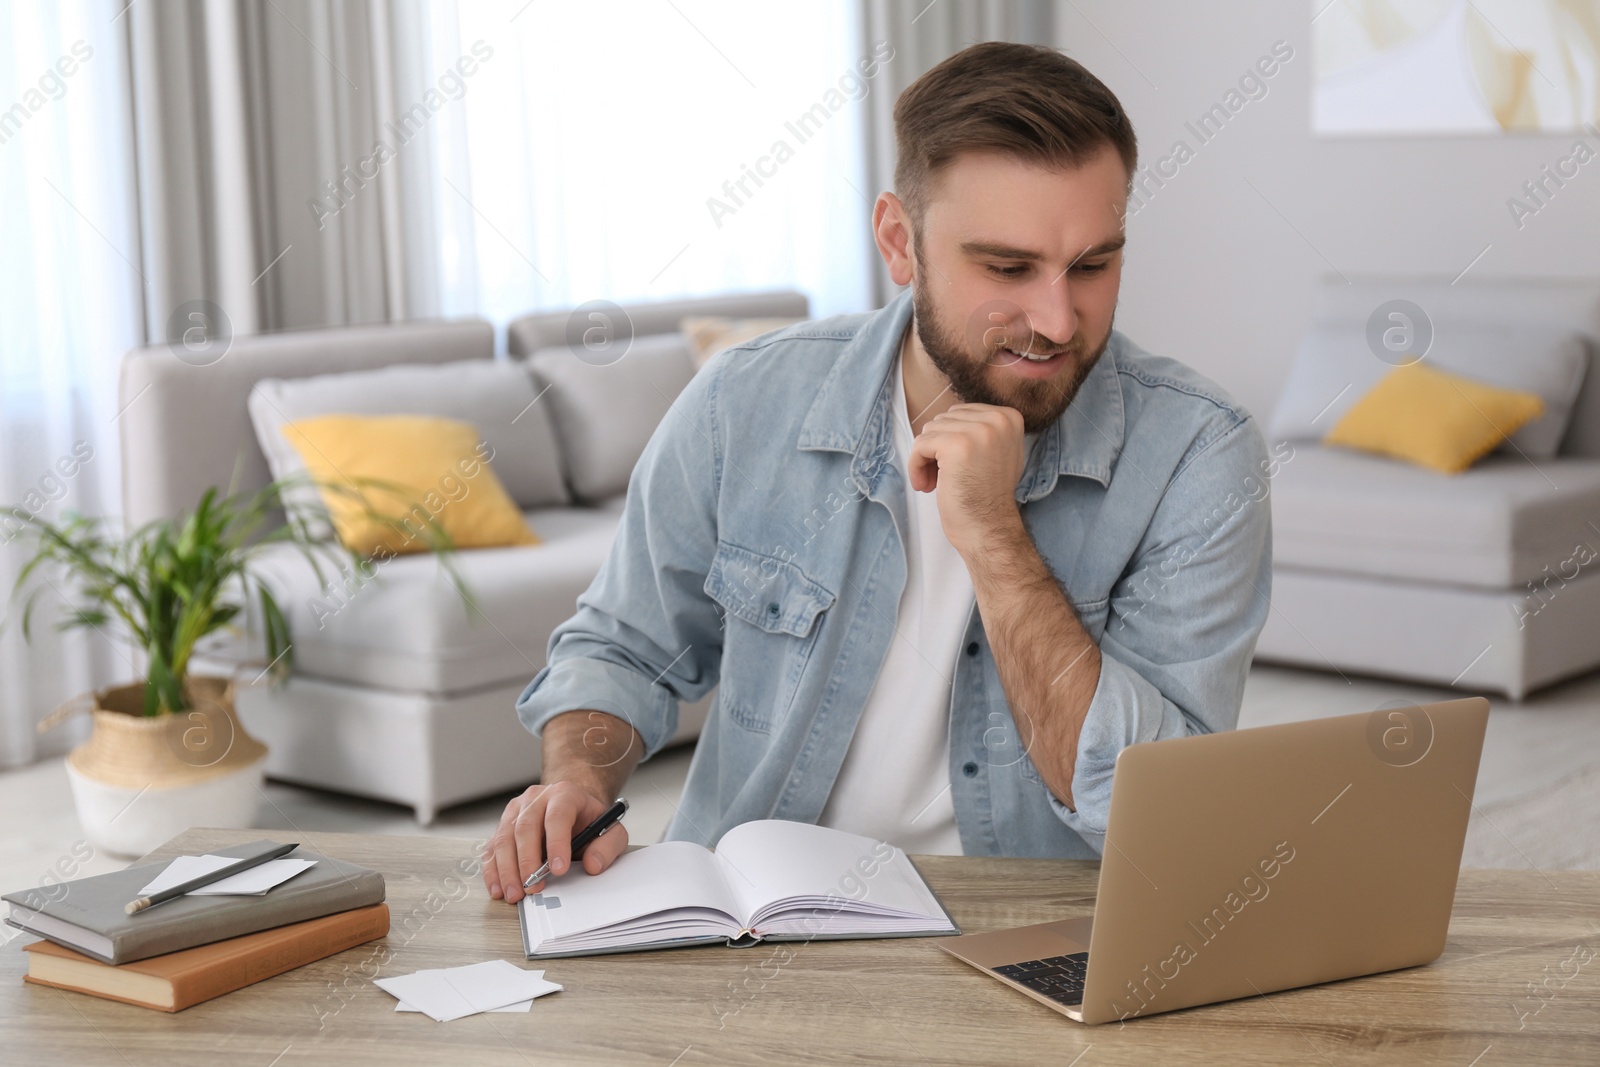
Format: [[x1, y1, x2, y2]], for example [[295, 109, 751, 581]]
[[1323, 363, 1544, 474], [281, 414, 539, 555]]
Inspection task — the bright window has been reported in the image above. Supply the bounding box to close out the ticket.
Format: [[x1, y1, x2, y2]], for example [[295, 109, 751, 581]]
[[415, 0, 877, 332]]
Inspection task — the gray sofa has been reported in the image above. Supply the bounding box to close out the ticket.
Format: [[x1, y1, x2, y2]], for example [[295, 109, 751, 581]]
[[1256, 276, 1600, 699], [118, 289, 809, 822]]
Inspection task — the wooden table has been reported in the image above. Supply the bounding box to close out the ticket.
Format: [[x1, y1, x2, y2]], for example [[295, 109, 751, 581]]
[[4, 828, 1598, 1065]]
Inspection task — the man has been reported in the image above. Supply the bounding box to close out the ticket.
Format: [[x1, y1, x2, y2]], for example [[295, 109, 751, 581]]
[[484, 41, 1273, 904]]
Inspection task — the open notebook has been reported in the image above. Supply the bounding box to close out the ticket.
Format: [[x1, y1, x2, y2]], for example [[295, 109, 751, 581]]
[[518, 820, 958, 959]]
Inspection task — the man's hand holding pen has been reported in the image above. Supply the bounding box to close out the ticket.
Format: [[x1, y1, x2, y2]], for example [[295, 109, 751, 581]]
[[483, 709, 644, 904]]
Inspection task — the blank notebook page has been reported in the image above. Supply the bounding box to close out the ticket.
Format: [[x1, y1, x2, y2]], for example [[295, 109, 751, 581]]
[[529, 841, 742, 938], [714, 820, 948, 930]]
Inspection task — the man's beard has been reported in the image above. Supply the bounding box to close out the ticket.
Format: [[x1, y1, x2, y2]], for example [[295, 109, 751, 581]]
[[910, 272, 1113, 434]]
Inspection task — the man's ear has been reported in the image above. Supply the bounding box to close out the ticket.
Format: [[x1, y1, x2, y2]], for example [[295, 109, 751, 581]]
[[872, 192, 916, 288]]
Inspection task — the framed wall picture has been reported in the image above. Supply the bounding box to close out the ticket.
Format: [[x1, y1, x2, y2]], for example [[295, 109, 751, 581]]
[[1313, 0, 1600, 135]]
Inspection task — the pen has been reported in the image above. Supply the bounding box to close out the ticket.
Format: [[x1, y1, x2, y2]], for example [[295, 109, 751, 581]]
[[523, 797, 628, 889], [126, 840, 299, 914]]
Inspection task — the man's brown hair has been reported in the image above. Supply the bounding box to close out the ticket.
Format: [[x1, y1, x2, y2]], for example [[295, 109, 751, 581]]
[[892, 41, 1137, 233]]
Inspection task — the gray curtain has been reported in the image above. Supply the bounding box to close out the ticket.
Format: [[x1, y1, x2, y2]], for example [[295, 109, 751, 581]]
[[124, 0, 441, 344], [858, 0, 1057, 309]]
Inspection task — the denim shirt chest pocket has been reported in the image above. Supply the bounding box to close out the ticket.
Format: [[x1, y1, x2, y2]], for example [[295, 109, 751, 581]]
[[704, 540, 836, 734]]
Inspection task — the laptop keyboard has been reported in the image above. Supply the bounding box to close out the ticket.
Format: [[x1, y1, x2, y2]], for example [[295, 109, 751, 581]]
[[992, 952, 1089, 1006]]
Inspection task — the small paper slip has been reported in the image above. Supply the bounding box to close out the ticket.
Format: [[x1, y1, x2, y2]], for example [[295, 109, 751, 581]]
[[138, 854, 318, 897], [375, 961, 561, 1022], [394, 967, 551, 1014], [396, 999, 533, 1014]]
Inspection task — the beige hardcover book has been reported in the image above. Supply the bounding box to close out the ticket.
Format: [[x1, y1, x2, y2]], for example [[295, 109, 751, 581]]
[[22, 902, 390, 1012]]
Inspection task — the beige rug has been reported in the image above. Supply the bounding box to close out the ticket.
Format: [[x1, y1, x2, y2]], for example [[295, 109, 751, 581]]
[[1460, 763, 1600, 869]]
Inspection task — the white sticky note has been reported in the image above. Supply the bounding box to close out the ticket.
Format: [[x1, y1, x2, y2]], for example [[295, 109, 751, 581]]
[[375, 961, 561, 1022], [186, 858, 316, 895], [139, 855, 233, 895], [396, 999, 534, 1013], [394, 967, 546, 1012], [138, 854, 317, 896]]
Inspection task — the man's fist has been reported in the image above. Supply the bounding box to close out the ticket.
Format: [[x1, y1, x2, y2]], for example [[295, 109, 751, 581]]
[[908, 403, 1027, 556]]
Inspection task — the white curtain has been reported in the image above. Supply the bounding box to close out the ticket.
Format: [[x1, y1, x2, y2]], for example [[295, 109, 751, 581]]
[[0, 1, 142, 766], [410, 0, 877, 327]]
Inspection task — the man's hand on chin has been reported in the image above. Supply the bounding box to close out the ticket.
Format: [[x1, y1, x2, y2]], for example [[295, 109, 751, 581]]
[[908, 402, 1028, 557], [908, 400, 1097, 810]]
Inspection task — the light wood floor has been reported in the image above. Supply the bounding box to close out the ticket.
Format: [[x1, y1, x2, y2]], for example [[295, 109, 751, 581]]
[[4, 662, 1598, 893]]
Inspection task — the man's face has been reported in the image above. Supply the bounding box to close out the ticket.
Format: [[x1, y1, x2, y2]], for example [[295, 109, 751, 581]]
[[908, 145, 1128, 433]]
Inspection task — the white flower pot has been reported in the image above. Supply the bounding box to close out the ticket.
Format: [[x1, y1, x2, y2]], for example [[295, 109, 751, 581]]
[[65, 754, 268, 857], [64, 677, 270, 857]]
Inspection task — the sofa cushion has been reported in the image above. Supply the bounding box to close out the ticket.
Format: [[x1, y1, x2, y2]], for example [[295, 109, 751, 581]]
[[1269, 321, 1590, 459], [251, 500, 625, 694], [527, 335, 697, 503], [1322, 363, 1544, 474], [120, 319, 495, 529], [1296, 277, 1600, 455], [248, 359, 570, 516], [1271, 443, 1600, 588], [506, 290, 809, 358], [281, 414, 541, 554]]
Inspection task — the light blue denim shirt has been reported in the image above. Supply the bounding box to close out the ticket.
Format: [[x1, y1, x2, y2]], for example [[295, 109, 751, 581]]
[[517, 288, 1274, 859]]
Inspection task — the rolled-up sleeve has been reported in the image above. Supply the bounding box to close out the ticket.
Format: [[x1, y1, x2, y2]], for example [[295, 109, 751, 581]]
[[515, 361, 727, 760], [1047, 417, 1274, 851]]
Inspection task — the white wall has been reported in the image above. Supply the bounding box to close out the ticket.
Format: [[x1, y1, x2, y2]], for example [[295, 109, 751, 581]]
[[1053, 0, 1600, 420]]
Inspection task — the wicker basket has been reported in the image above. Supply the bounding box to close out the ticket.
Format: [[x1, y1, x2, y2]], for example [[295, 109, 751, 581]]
[[66, 676, 268, 790]]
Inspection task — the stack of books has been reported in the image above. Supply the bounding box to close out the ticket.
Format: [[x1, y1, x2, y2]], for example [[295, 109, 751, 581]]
[[4, 840, 387, 1012]]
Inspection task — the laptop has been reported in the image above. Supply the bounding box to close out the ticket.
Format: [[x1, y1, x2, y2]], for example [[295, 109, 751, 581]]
[[934, 696, 1490, 1025]]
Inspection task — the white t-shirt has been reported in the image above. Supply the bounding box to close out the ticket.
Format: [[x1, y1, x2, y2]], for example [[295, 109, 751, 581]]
[[815, 357, 983, 855]]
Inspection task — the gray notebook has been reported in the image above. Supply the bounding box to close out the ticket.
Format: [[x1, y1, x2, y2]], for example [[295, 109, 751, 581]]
[[3, 840, 385, 964]]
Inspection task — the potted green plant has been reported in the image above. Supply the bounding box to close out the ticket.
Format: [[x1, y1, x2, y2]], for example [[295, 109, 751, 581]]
[[4, 479, 455, 856]]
